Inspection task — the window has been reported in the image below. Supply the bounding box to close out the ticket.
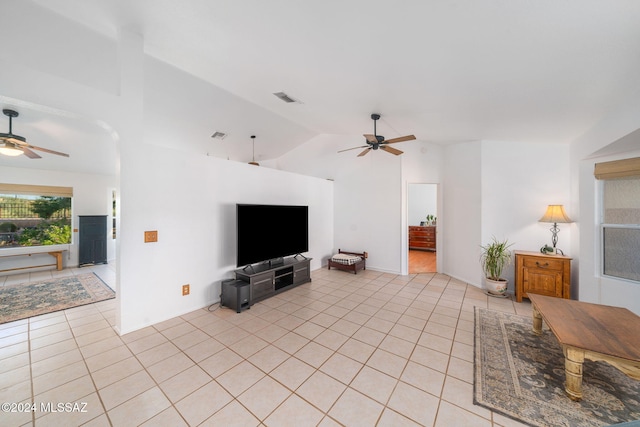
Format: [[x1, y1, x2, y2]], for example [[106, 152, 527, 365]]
[[0, 184, 72, 248], [596, 158, 640, 282]]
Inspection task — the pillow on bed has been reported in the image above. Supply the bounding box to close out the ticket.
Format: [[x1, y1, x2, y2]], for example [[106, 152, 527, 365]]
[[331, 253, 362, 265]]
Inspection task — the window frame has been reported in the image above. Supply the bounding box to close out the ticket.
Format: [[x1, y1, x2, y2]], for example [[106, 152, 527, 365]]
[[597, 172, 640, 284]]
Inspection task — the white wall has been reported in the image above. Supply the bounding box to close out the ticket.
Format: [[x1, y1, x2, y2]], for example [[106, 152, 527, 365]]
[[400, 142, 444, 274], [278, 134, 408, 273], [442, 142, 482, 285], [277, 133, 575, 289], [480, 141, 571, 292], [408, 184, 437, 226], [278, 137, 446, 275], [114, 30, 334, 333], [1, 8, 335, 333], [332, 153, 402, 273], [0, 166, 116, 271], [7, 0, 640, 323], [2, 1, 118, 95], [568, 79, 640, 314], [117, 141, 333, 333]]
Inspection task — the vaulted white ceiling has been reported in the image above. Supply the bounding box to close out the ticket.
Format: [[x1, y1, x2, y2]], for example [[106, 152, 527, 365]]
[[4, 0, 640, 171]]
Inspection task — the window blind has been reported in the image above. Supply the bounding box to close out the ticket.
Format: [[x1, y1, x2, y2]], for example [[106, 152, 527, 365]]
[[594, 157, 640, 180], [0, 184, 73, 197]]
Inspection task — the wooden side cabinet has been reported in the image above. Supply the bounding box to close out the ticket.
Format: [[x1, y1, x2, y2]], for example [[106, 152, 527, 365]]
[[515, 250, 571, 302], [409, 226, 436, 251]]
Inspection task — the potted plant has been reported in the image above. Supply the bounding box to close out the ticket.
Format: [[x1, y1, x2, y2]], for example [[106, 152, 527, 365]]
[[425, 214, 436, 226], [480, 237, 513, 295]]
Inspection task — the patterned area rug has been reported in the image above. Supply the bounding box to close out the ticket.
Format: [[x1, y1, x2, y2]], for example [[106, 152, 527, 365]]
[[0, 273, 115, 324], [474, 308, 640, 427]]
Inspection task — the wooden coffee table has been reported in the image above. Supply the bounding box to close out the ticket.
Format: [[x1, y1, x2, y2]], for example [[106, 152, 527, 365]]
[[528, 293, 640, 401]]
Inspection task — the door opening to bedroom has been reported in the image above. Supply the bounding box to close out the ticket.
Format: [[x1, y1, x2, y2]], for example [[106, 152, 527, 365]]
[[408, 183, 437, 273]]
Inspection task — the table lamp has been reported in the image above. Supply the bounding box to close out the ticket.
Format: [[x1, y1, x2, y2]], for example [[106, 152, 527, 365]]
[[539, 205, 572, 255]]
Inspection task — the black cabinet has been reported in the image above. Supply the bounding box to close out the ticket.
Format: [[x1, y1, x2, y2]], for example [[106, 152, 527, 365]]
[[78, 215, 108, 266], [235, 257, 311, 304]]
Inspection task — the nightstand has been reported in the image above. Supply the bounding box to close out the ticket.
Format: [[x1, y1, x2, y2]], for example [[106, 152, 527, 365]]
[[514, 250, 572, 302]]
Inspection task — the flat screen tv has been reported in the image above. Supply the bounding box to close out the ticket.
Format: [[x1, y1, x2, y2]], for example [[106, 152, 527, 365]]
[[236, 204, 309, 267]]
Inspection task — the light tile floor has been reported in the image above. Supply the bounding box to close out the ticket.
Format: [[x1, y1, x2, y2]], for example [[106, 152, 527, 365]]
[[0, 265, 533, 426]]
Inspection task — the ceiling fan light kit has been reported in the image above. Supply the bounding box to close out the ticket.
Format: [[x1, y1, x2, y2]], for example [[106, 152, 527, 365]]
[[339, 113, 416, 157], [0, 109, 70, 159], [0, 143, 24, 156]]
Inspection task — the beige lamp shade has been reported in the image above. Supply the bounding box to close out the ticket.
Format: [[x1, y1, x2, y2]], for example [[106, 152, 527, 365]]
[[539, 205, 572, 224]]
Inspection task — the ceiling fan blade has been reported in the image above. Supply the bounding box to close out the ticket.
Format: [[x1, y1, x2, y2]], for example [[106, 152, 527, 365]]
[[380, 145, 403, 156], [363, 134, 377, 143], [23, 144, 70, 158], [383, 135, 416, 144], [22, 147, 42, 159], [338, 145, 369, 153], [357, 148, 371, 157]]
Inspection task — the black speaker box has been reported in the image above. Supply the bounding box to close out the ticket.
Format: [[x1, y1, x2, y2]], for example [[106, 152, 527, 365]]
[[221, 279, 250, 313]]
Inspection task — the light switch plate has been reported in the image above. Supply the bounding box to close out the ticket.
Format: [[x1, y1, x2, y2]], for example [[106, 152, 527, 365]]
[[144, 230, 158, 243]]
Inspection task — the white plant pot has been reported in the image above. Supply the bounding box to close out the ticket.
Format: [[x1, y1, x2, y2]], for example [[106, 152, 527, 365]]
[[485, 277, 508, 295]]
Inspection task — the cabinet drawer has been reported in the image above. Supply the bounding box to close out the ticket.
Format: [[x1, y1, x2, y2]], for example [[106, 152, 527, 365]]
[[523, 257, 565, 271], [410, 241, 431, 247], [410, 231, 430, 237]]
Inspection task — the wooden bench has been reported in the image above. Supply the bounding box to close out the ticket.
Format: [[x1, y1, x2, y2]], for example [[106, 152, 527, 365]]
[[0, 249, 67, 273]]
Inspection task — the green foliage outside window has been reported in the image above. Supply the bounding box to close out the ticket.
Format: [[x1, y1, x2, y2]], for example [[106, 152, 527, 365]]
[[0, 194, 72, 247], [17, 220, 71, 246], [31, 197, 71, 219]]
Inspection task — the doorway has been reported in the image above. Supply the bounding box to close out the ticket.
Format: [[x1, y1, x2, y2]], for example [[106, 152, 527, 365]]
[[408, 183, 437, 273]]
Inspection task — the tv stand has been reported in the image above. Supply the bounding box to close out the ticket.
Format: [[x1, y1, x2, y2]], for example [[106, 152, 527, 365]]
[[268, 257, 284, 267], [241, 264, 256, 273], [234, 256, 312, 304]]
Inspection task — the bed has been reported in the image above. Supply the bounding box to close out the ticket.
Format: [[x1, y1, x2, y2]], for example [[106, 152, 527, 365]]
[[327, 249, 367, 274]]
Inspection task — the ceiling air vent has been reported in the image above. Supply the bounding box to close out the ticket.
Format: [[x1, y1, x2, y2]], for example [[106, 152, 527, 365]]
[[211, 131, 227, 140], [273, 92, 300, 104]]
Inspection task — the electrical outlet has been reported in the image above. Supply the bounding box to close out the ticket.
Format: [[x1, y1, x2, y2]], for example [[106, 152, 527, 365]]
[[182, 284, 190, 296]]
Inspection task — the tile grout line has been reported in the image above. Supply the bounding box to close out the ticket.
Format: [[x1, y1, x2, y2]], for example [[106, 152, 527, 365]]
[[27, 317, 35, 427], [2, 267, 527, 426], [65, 298, 115, 426]]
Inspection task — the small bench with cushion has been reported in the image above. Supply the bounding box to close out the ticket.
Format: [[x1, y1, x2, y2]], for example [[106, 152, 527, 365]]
[[327, 249, 367, 274]]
